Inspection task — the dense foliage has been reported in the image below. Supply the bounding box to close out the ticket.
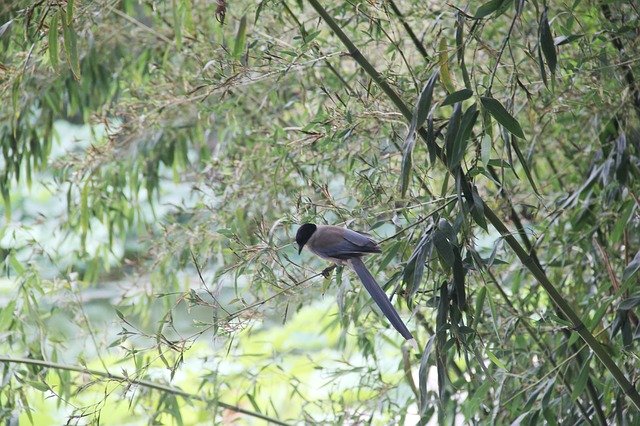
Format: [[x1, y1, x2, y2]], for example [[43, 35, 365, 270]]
[[1, 0, 639, 424]]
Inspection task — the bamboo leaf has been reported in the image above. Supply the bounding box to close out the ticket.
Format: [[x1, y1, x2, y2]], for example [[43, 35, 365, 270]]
[[0, 19, 12, 39], [453, 249, 466, 308], [66, 0, 74, 25], [401, 71, 438, 196], [233, 15, 247, 59], [621, 250, 640, 284], [540, 8, 557, 75], [449, 103, 478, 169], [438, 38, 455, 93], [418, 335, 436, 417], [49, 14, 59, 70], [486, 349, 507, 370], [618, 294, 640, 311], [475, 0, 507, 18], [445, 103, 462, 167], [433, 229, 455, 267], [480, 96, 525, 139], [510, 136, 540, 195], [61, 10, 81, 80], [443, 89, 473, 106]]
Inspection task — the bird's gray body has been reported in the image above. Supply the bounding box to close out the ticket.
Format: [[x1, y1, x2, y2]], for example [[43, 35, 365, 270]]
[[305, 225, 381, 264], [299, 224, 416, 344]]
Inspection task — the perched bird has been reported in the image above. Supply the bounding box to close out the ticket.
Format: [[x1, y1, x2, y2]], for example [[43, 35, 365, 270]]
[[296, 223, 417, 348]]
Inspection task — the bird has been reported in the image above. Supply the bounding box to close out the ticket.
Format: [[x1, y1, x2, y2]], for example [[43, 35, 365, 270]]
[[296, 223, 417, 349]]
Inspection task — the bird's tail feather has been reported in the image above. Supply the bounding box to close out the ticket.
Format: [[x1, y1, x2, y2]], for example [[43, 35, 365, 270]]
[[349, 258, 414, 341]]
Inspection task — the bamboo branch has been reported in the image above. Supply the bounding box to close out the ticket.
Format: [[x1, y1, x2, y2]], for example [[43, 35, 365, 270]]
[[306, 0, 640, 410], [0, 356, 290, 426]]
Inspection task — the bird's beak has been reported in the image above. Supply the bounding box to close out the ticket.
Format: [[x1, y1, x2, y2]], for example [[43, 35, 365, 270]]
[[298, 244, 303, 255]]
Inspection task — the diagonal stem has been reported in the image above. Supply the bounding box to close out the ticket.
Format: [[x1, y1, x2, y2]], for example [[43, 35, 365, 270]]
[[0, 356, 290, 426]]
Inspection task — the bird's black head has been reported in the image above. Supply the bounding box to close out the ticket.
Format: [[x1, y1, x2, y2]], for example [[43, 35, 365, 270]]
[[295, 223, 317, 254]]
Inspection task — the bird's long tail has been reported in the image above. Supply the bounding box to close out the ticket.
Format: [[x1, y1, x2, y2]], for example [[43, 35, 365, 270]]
[[349, 258, 415, 345]]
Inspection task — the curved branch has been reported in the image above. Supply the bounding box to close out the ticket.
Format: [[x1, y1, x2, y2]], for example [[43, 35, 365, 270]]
[[0, 356, 290, 426]]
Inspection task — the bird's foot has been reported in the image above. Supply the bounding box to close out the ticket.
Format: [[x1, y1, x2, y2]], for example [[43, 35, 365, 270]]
[[321, 265, 336, 278]]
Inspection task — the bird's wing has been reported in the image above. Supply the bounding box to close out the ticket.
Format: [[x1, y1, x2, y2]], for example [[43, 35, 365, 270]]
[[313, 228, 380, 260]]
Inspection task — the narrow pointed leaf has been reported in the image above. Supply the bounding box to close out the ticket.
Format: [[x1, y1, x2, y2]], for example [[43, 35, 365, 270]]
[[480, 96, 525, 139], [449, 103, 478, 168], [49, 14, 59, 70], [61, 10, 81, 80], [442, 89, 473, 106], [401, 71, 439, 196], [622, 250, 640, 284], [540, 8, 557, 75], [511, 136, 540, 195], [445, 103, 462, 166], [233, 16, 247, 59], [438, 38, 455, 93]]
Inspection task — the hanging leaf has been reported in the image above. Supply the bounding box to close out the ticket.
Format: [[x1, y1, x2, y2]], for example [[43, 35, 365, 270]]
[[511, 136, 540, 195], [453, 248, 466, 309], [66, 0, 74, 25], [621, 250, 640, 284], [49, 14, 59, 70], [61, 10, 81, 80], [449, 103, 478, 169], [480, 96, 525, 139], [433, 228, 455, 268], [438, 38, 455, 93], [0, 19, 12, 39], [400, 71, 439, 197], [474, 0, 507, 19], [418, 335, 436, 417], [442, 89, 473, 106], [539, 8, 557, 75], [233, 15, 248, 59], [403, 228, 433, 301], [444, 103, 462, 167]]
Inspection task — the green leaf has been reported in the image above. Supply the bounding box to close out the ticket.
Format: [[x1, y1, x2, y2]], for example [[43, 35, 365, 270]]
[[510, 136, 540, 195], [453, 249, 466, 308], [442, 89, 473, 106], [611, 199, 634, 244], [438, 38, 455, 93], [621, 250, 640, 284], [444, 103, 462, 167], [480, 96, 525, 139], [403, 229, 433, 301], [49, 14, 59, 70], [0, 300, 16, 329], [486, 349, 507, 370], [233, 15, 247, 59], [401, 71, 438, 196], [418, 335, 436, 417], [61, 10, 81, 80], [449, 103, 478, 169], [554, 34, 584, 46], [172, 0, 183, 48], [414, 71, 439, 130], [433, 229, 455, 267], [618, 294, 640, 311], [80, 183, 89, 235], [0, 19, 13, 39], [475, 0, 507, 19], [9, 252, 24, 275], [570, 360, 590, 400], [539, 8, 557, 75], [473, 286, 486, 328], [66, 0, 74, 25]]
